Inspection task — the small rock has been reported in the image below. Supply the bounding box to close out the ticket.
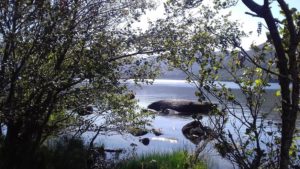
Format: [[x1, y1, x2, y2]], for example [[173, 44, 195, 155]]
[[130, 143, 137, 147], [152, 128, 163, 136], [139, 138, 150, 145]]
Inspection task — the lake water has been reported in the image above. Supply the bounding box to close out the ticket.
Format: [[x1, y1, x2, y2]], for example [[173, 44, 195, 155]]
[[86, 79, 287, 169]]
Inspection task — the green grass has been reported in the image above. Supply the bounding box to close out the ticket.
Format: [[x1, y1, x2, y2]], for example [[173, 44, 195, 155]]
[[116, 151, 207, 169]]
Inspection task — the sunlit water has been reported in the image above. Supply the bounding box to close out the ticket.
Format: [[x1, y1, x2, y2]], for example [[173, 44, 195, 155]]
[[85, 79, 290, 169]]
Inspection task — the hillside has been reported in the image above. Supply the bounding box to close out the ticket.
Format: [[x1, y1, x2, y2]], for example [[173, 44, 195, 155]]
[[158, 45, 277, 82]]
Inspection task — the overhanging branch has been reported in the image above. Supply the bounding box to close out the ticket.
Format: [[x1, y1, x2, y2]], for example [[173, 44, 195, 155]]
[[108, 49, 166, 62]]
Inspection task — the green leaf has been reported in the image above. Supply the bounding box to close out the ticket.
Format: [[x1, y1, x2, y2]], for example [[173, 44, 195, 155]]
[[255, 79, 263, 86], [275, 90, 281, 97], [49, 114, 56, 122], [255, 68, 262, 73]]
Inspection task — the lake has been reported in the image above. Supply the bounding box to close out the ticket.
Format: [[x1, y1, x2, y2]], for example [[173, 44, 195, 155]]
[[85, 79, 287, 169]]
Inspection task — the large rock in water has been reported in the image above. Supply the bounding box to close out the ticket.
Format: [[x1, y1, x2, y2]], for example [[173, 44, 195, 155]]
[[182, 120, 216, 144], [147, 99, 214, 115]]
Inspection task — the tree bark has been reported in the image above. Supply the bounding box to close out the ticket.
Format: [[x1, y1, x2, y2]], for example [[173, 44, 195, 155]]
[[241, 0, 299, 168]]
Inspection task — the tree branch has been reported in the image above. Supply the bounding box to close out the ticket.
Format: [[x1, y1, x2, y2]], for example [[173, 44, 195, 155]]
[[241, 0, 264, 17], [277, 0, 297, 44], [245, 12, 282, 24], [108, 49, 165, 62], [245, 12, 260, 18], [237, 46, 291, 80]]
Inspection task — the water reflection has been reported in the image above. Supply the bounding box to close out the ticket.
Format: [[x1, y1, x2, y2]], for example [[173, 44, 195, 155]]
[[151, 137, 178, 144]]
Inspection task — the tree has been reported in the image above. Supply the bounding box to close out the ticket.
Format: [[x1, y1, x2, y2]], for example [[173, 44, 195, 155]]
[[151, 0, 299, 168], [241, 2, 300, 168], [0, 1, 160, 169]]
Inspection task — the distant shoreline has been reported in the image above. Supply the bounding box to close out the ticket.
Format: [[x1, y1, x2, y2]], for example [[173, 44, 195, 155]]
[[123, 79, 280, 90]]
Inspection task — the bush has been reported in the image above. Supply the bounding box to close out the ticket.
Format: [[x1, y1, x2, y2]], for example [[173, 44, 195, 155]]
[[36, 137, 89, 169]]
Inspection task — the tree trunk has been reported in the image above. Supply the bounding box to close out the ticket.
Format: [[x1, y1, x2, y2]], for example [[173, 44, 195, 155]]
[[280, 52, 299, 169], [1, 123, 40, 169], [241, 1, 299, 168], [262, 6, 293, 169]]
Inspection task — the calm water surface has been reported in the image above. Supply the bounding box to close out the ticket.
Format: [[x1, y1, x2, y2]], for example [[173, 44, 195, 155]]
[[88, 79, 286, 169]]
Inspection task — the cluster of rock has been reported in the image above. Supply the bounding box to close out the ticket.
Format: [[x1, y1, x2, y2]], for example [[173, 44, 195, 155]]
[[127, 99, 218, 145]]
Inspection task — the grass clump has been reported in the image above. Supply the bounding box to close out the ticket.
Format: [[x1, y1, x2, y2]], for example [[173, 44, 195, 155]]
[[116, 151, 207, 169]]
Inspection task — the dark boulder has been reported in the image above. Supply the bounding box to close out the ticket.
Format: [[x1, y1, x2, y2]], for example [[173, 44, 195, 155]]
[[139, 138, 150, 145], [182, 120, 215, 144], [147, 99, 215, 115]]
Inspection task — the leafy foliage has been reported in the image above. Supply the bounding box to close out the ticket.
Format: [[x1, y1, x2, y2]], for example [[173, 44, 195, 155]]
[[0, 1, 161, 169], [149, 0, 300, 168]]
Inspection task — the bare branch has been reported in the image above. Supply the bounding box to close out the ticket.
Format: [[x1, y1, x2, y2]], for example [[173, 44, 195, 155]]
[[108, 49, 165, 62]]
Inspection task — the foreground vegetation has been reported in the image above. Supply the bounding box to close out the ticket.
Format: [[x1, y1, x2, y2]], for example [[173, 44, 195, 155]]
[[11, 136, 206, 169], [117, 151, 207, 169]]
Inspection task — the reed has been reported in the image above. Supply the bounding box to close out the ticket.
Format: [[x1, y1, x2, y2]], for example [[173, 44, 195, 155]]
[[116, 150, 207, 169]]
